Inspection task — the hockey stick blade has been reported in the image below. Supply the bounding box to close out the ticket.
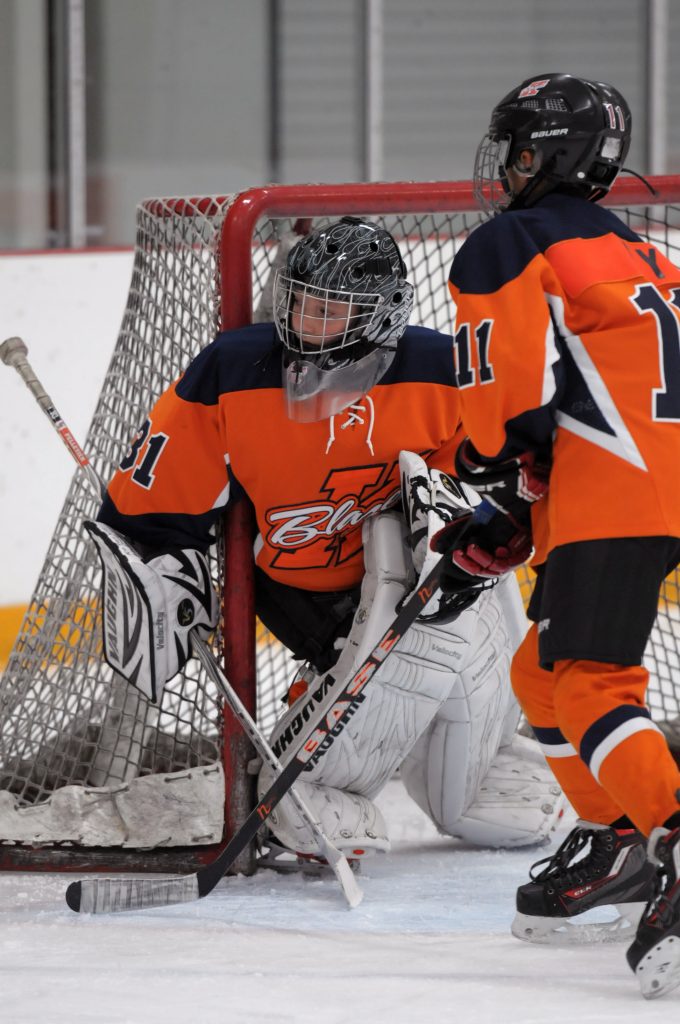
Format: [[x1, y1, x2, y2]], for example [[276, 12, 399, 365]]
[[65, 874, 199, 913], [65, 559, 444, 912]]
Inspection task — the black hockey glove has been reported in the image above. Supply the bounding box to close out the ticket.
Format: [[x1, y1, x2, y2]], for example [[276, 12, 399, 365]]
[[431, 500, 533, 590], [432, 439, 550, 590], [454, 438, 550, 520]]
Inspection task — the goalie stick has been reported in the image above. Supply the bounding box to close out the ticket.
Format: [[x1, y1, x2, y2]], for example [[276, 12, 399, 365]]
[[0, 334, 363, 909], [190, 641, 363, 909], [1, 334, 449, 914]]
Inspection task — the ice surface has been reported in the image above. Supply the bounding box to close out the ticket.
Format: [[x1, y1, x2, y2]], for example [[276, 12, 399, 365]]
[[0, 781, 675, 1023]]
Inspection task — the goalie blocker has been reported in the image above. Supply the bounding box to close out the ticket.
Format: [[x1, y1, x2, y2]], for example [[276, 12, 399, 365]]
[[85, 520, 218, 702]]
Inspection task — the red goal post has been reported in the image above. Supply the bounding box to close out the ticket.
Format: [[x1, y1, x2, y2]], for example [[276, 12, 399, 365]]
[[0, 176, 679, 875]]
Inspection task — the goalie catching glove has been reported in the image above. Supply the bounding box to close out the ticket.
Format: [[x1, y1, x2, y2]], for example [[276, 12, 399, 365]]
[[85, 520, 218, 702], [399, 450, 496, 617]]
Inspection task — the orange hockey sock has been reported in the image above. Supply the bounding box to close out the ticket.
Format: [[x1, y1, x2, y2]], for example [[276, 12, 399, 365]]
[[511, 624, 625, 824], [552, 658, 680, 835]]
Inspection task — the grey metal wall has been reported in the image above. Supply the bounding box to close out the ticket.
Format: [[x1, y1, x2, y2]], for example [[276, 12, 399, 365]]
[[381, 0, 647, 181], [85, 0, 270, 244], [274, 0, 648, 183], [0, 0, 676, 247], [0, 1, 48, 248]]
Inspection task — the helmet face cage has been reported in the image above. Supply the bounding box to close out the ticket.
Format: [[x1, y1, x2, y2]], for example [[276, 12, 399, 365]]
[[473, 74, 632, 215], [273, 273, 385, 357], [273, 217, 414, 358], [473, 133, 512, 213]]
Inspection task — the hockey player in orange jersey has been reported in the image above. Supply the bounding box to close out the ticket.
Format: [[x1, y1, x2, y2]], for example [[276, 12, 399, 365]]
[[434, 73, 680, 998], [85, 217, 565, 878]]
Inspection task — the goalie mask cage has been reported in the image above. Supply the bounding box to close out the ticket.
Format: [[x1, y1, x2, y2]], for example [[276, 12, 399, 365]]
[[1, 177, 680, 873]]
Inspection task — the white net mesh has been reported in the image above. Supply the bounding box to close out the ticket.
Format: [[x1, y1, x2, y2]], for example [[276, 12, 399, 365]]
[[0, 198, 231, 852], [1, 185, 679, 860]]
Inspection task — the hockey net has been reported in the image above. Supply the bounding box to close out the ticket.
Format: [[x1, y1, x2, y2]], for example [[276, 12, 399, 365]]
[[1, 178, 680, 871]]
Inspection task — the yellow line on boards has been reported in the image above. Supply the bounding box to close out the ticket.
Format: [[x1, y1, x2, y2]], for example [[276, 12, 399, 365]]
[[0, 605, 27, 671], [1, 569, 678, 671]]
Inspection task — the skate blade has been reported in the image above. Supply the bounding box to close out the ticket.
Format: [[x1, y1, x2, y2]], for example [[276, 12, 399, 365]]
[[512, 903, 645, 946], [257, 845, 361, 878], [636, 935, 680, 999]]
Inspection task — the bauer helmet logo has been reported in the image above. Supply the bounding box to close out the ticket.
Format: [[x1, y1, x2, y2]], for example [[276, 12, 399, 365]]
[[518, 79, 550, 98], [530, 129, 569, 139]]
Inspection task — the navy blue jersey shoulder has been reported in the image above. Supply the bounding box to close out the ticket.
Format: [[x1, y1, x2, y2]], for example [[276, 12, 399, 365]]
[[449, 193, 641, 295], [176, 323, 455, 402], [379, 325, 456, 387], [175, 323, 282, 405], [97, 494, 222, 554]]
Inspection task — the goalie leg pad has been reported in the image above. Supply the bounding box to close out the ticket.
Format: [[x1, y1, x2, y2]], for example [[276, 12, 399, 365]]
[[400, 581, 564, 847], [258, 772, 390, 858], [400, 584, 514, 827], [444, 734, 566, 848], [268, 513, 486, 800]]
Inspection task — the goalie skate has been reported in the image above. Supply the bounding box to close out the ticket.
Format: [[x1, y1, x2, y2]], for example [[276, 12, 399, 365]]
[[512, 821, 655, 946], [257, 834, 362, 878]]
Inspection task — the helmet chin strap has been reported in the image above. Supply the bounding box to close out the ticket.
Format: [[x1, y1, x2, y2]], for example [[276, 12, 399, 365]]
[[506, 153, 655, 213], [505, 151, 563, 211]]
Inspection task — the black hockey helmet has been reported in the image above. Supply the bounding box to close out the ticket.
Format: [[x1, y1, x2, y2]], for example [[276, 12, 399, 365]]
[[473, 73, 632, 213], [273, 217, 414, 421]]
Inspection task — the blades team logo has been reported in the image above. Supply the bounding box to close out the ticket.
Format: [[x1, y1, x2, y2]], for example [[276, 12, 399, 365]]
[[264, 460, 405, 570]]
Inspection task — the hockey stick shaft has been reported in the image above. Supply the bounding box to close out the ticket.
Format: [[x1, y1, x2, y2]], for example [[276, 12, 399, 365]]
[[1, 334, 362, 910], [190, 638, 363, 908], [1, 336, 105, 501], [2, 334, 446, 912]]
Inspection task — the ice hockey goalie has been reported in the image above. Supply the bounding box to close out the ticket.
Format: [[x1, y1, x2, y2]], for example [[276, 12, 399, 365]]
[[258, 451, 565, 860]]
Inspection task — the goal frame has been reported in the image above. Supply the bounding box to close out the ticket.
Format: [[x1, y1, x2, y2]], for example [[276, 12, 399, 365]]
[[2, 174, 680, 874]]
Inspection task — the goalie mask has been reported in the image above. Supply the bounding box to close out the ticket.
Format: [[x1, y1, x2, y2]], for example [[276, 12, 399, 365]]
[[473, 73, 632, 214], [273, 217, 414, 422]]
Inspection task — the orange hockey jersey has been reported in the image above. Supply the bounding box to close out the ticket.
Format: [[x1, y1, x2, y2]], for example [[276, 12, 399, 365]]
[[99, 324, 463, 592], [448, 192, 680, 564]]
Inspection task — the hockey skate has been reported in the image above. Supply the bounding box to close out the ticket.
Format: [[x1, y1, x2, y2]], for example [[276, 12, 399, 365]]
[[256, 832, 363, 879], [511, 820, 655, 945], [626, 826, 680, 999]]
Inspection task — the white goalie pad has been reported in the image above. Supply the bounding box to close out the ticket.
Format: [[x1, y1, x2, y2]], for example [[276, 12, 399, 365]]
[[86, 521, 218, 702], [260, 496, 493, 855], [400, 574, 565, 848], [448, 734, 566, 848], [400, 576, 516, 825], [273, 512, 483, 795], [263, 777, 390, 858]]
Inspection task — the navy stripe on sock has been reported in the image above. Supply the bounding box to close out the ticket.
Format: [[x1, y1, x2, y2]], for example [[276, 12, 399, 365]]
[[531, 725, 568, 745], [580, 705, 652, 769]]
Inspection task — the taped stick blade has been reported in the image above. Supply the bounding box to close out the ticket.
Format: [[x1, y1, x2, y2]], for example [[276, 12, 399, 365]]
[[65, 874, 200, 913]]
